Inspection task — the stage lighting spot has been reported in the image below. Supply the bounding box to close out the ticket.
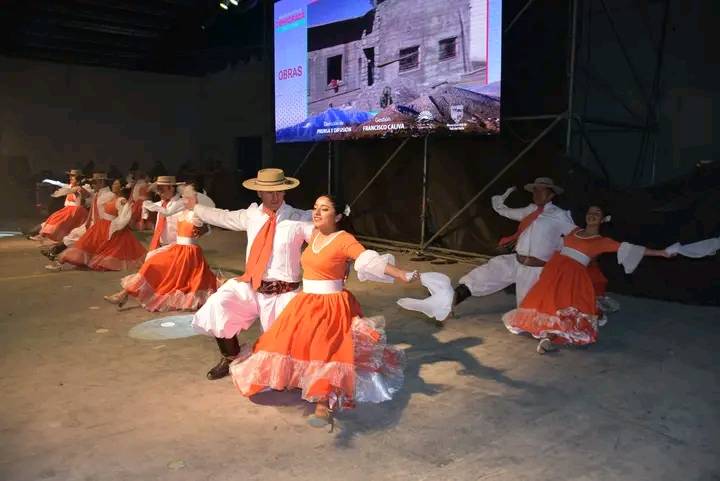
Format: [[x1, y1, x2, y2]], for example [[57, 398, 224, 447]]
[[129, 315, 199, 340], [0, 231, 22, 238]]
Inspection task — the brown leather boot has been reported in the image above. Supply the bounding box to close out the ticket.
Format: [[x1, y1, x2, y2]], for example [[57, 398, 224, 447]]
[[206, 336, 242, 380]]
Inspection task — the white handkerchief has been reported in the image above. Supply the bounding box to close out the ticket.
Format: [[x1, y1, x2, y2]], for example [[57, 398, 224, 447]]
[[397, 272, 454, 321]]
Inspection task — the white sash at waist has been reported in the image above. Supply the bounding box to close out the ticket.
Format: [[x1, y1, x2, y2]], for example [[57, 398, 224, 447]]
[[560, 246, 591, 266], [98, 211, 116, 221], [64, 200, 80, 207], [302, 279, 344, 294], [176, 236, 197, 246]]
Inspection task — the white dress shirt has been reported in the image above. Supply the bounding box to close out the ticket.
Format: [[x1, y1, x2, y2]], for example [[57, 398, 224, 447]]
[[143, 195, 184, 246], [194, 201, 313, 283], [492, 192, 576, 262]]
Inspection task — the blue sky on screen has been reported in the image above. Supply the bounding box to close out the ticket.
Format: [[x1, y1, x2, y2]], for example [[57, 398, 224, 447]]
[[307, 0, 374, 27]]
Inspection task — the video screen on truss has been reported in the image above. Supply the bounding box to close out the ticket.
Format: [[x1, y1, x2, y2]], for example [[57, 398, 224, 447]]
[[274, 0, 502, 143]]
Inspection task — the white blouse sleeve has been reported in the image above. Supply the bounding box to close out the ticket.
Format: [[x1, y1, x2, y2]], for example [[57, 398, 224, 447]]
[[617, 242, 646, 274], [51, 187, 73, 198], [193, 204, 252, 231], [491, 197, 537, 221], [109, 199, 133, 239], [354, 249, 396, 283], [143, 200, 184, 217]]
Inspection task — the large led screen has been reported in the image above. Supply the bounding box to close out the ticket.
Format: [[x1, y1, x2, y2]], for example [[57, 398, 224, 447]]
[[274, 0, 502, 143]]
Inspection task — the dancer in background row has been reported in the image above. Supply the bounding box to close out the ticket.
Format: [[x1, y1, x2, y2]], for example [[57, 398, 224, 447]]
[[48, 179, 146, 271], [42, 172, 112, 262], [185, 168, 314, 380], [31, 169, 90, 243], [143, 175, 184, 251], [502, 204, 673, 353], [230, 194, 419, 428], [104, 185, 218, 311]]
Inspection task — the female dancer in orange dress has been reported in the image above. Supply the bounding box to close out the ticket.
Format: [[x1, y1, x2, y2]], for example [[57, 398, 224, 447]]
[[55, 180, 147, 271], [35, 169, 89, 242], [502, 205, 672, 353], [104, 186, 218, 311], [230, 195, 418, 427]]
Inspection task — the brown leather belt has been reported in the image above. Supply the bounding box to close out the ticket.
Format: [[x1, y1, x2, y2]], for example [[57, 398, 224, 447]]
[[516, 254, 546, 267], [257, 280, 300, 295]]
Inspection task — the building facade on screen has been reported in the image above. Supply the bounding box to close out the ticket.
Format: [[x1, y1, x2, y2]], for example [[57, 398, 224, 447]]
[[307, 0, 489, 115]]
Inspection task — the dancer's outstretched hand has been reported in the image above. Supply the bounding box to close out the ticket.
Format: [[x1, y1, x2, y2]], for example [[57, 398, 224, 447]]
[[398, 270, 420, 284], [502, 186, 517, 197]]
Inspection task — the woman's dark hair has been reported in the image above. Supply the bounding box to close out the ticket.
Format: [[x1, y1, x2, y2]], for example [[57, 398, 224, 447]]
[[185, 176, 204, 193], [322, 194, 345, 213], [320, 193, 351, 230], [573, 202, 610, 229], [119, 186, 132, 200]]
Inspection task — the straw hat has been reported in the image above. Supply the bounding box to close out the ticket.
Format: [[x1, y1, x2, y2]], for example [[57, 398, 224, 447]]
[[65, 169, 84, 177], [242, 168, 300, 192], [155, 175, 181, 186], [524, 177, 564, 195], [90, 172, 108, 181]]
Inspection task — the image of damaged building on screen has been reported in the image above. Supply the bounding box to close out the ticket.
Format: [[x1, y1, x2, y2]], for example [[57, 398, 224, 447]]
[[296, 0, 500, 141]]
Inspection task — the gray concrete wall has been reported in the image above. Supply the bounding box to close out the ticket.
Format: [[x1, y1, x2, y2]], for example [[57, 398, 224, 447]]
[[0, 55, 275, 182], [0, 55, 204, 176]]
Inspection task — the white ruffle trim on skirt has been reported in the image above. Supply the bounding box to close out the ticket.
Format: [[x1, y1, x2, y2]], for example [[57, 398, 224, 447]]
[[121, 274, 216, 312], [230, 316, 405, 408]]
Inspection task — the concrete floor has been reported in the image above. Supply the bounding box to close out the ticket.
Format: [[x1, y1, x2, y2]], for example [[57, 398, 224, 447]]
[[1, 228, 718, 481]]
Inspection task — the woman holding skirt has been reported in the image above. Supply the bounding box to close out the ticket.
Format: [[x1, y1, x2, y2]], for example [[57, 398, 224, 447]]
[[34, 169, 89, 242], [502, 205, 672, 353], [229, 194, 418, 427], [52, 181, 146, 271], [104, 186, 218, 311]]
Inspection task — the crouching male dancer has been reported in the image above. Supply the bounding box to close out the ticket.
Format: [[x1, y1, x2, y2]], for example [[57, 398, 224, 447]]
[[184, 168, 313, 380]]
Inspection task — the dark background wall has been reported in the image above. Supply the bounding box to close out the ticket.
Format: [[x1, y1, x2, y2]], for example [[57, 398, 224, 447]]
[[0, 0, 717, 303]]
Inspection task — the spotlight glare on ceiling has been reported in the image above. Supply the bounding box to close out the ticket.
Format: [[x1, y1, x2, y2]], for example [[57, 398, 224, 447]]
[[219, 1, 229, 9], [229, 0, 239, 5]]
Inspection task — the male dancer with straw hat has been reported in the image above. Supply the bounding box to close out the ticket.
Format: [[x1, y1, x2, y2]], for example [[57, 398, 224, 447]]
[[141, 175, 185, 251], [399, 177, 576, 321], [183, 168, 313, 380], [454, 177, 576, 308]]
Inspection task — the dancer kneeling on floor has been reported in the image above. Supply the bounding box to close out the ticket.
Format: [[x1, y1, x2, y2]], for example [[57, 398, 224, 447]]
[[229, 194, 419, 427], [502, 204, 674, 353]]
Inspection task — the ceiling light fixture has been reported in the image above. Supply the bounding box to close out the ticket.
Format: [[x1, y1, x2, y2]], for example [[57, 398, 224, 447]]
[[229, 0, 239, 5], [219, 1, 229, 10]]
